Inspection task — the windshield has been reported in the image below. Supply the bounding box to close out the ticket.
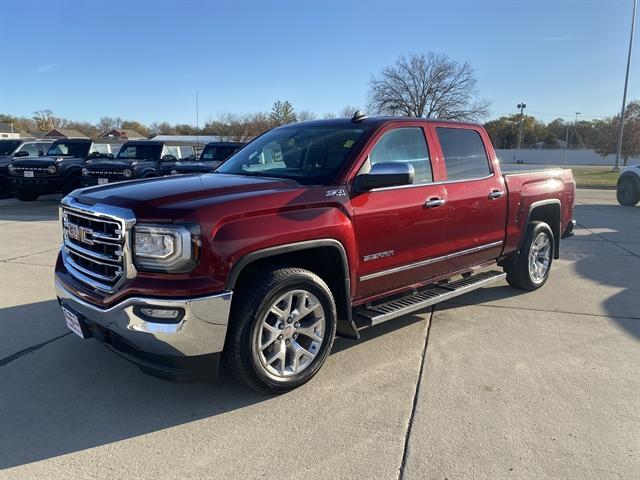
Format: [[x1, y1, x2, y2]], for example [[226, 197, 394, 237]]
[[201, 145, 241, 162], [0, 140, 22, 155], [47, 142, 91, 157], [216, 126, 368, 183], [117, 144, 162, 161]]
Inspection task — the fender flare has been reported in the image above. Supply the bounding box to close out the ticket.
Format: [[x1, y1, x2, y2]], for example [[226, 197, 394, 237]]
[[225, 239, 359, 339], [521, 199, 561, 259]]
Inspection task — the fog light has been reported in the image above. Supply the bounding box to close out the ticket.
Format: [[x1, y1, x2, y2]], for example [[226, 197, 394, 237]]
[[134, 306, 184, 323]]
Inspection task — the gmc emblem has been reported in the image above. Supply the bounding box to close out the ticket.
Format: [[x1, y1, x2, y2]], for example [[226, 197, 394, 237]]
[[66, 222, 94, 245]]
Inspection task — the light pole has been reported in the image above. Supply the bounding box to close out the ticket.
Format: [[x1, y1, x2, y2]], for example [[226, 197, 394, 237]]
[[614, 0, 637, 171], [571, 112, 581, 149], [516, 102, 526, 149]]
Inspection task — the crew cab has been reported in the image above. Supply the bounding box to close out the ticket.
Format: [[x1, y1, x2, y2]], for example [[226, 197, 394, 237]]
[[617, 164, 640, 206], [9, 139, 116, 201], [54, 114, 575, 393], [0, 138, 53, 196], [171, 142, 245, 175], [82, 140, 196, 186]]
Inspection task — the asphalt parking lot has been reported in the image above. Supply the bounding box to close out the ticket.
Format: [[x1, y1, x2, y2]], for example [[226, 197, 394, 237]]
[[0, 189, 638, 479]]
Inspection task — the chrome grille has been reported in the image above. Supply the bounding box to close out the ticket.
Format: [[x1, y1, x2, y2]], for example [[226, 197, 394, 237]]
[[84, 169, 126, 178], [60, 199, 136, 292], [10, 166, 52, 177]]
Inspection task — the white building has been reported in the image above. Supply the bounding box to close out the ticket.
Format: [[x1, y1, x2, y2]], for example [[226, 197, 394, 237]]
[[0, 122, 20, 139]]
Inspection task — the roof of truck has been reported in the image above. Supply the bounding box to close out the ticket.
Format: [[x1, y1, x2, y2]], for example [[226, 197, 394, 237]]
[[289, 116, 482, 129]]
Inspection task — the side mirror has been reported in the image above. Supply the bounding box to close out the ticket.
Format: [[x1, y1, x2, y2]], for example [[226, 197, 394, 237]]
[[162, 154, 177, 162], [355, 162, 415, 191], [14, 150, 29, 157]]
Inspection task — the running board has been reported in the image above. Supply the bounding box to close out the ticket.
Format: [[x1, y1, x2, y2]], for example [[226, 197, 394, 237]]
[[354, 270, 506, 329]]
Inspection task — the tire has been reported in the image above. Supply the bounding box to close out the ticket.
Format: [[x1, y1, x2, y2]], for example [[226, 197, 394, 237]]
[[62, 178, 82, 196], [0, 177, 10, 198], [617, 178, 640, 206], [504, 221, 554, 291], [14, 190, 39, 202], [225, 267, 337, 394]]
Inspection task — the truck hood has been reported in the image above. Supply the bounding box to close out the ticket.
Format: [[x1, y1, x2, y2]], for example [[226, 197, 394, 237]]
[[74, 173, 301, 215], [84, 159, 135, 170]]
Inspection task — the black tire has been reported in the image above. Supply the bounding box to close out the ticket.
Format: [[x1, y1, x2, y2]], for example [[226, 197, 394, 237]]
[[225, 267, 337, 394], [504, 221, 554, 291], [617, 178, 640, 206], [14, 190, 39, 202], [0, 176, 10, 198]]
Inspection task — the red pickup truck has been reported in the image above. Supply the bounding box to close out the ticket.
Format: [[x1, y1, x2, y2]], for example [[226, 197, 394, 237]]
[[55, 114, 576, 393]]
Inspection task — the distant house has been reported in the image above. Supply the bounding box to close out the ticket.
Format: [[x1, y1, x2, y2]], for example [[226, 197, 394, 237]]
[[0, 122, 20, 139], [44, 128, 89, 139], [101, 128, 147, 140]]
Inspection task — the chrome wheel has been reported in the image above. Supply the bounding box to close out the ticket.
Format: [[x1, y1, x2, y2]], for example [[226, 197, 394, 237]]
[[254, 289, 325, 378], [528, 232, 551, 284]]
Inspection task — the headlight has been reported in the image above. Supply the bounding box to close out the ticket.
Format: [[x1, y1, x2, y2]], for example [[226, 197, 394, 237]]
[[123, 168, 133, 178], [171, 170, 178, 175], [47, 165, 57, 174], [8, 164, 15, 173], [133, 224, 200, 272], [82, 167, 88, 176]]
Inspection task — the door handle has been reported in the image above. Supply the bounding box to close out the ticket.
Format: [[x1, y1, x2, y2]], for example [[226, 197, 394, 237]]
[[425, 197, 446, 208], [489, 189, 504, 200]]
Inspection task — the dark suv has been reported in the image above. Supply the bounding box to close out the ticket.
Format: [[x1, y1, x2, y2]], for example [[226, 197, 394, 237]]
[[0, 139, 53, 196], [9, 139, 116, 201], [171, 142, 245, 175], [82, 140, 196, 186]]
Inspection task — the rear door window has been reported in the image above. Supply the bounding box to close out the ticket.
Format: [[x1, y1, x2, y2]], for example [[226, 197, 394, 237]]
[[436, 127, 491, 181], [368, 127, 433, 183]]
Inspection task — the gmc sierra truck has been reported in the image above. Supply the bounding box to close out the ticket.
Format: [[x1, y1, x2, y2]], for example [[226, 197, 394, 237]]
[[9, 139, 116, 201], [54, 114, 576, 393], [171, 142, 245, 175], [82, 140, 196, 186]]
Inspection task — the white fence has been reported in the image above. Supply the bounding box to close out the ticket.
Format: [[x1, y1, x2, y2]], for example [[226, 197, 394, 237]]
[[495, 149, 640, 166]]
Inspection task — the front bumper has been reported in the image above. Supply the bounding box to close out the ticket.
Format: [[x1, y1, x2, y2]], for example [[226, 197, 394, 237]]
[[10, 176, 65, 193], [55, 279, 233, 381], [82, 177, 127, 187]]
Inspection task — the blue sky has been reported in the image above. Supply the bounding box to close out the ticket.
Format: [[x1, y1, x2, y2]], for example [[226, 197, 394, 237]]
[[0, 0, 638, 125]]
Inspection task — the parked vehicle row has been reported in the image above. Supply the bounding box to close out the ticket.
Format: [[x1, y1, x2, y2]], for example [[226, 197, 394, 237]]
[[5, 138, 243, 201], [54, 113, 576, 393]]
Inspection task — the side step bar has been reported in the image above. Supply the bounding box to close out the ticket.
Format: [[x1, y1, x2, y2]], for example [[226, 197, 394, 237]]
[[353, 270, 506, 329]]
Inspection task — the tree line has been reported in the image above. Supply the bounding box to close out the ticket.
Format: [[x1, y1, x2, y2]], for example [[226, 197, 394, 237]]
[[2, 52, 638, 164]]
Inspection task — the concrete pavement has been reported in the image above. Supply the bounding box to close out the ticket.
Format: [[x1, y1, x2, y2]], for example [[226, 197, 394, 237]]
[[0, 190, 638, 479]]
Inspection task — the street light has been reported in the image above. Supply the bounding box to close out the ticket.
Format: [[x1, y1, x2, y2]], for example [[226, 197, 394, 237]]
[[516, 102, 526, 149], [614, 0, 637, 171], [571, 112, 581, 149]]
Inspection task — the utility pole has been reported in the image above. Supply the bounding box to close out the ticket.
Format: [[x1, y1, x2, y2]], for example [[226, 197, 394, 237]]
[[516, 102, 526, 149], [614, 0, 637, 171], [572, 112, 581, 149], [196, 90, 199, 149]]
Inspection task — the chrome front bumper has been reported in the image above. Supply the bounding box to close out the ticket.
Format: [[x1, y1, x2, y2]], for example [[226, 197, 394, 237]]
[[55, 279, 232, 358]]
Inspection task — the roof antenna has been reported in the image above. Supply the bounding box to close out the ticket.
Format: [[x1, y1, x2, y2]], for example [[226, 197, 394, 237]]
[[351, 110, 368, 123]]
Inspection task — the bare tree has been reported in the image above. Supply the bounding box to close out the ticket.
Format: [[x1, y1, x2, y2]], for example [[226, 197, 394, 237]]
[[32, 109, 59, 132], [297, 110, 316, 121], [368, 52, 490, 121], [340, 105, 360, 117]]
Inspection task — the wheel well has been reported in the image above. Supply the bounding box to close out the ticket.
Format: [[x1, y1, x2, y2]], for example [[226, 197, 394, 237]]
[[229, 245, 351, 327], [528, 202, 561, 259]]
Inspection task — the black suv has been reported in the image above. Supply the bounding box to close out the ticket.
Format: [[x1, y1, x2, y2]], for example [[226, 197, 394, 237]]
[[9, 139, 116, 201], [170, 142, 245, 175], [0, 139, 53, 196], [82, 140, 196, 186]]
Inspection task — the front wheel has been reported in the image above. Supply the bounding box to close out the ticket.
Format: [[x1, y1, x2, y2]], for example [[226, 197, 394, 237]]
[[504, 221, 554, 291], [617, 178, 640, 206], [225, 267, 337, 393]]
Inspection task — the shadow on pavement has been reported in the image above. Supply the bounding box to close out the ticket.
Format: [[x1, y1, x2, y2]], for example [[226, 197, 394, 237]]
[[0, 298, 425, 470], [0, 195, 61, 222]]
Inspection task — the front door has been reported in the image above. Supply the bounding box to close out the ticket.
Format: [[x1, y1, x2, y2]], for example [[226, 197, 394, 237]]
[[433, 125, 508, 270], [351, 125, 449, 300]]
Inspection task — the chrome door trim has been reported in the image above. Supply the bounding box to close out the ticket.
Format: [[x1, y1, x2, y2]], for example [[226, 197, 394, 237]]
[[359, 240, 503, 281]]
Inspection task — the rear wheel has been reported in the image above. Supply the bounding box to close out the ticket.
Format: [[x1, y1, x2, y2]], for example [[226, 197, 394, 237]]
[[62, 177, 82, 196], [504, 221, 554, 291], [225, 267, 337, 393], [617, 178, 640, 206], [14, 190, 39, 202]]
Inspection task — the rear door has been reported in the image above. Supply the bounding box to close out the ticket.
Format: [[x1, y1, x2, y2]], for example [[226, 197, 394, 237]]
[[351, 124, 449, 300], [432, 125, 507, 270]]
